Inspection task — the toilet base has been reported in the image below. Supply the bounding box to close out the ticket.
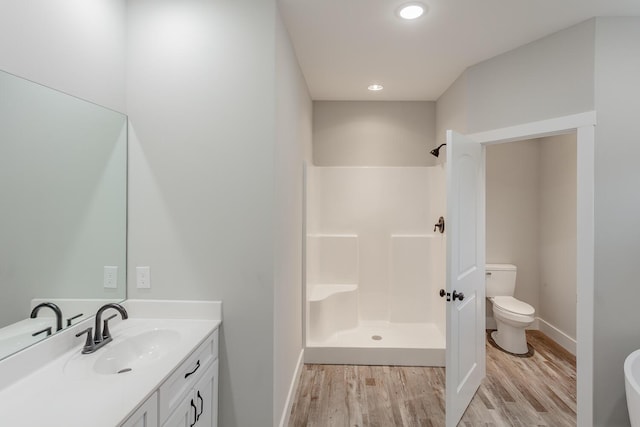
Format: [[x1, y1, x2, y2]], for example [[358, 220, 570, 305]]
[[491, 327, 529, 355]]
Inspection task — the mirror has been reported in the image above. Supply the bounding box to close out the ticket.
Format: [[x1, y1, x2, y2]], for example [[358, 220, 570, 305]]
[[0, 70, 127, 360]]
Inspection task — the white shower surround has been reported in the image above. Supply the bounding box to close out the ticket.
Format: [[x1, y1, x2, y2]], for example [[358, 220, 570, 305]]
[[305, 166, 446, 366]]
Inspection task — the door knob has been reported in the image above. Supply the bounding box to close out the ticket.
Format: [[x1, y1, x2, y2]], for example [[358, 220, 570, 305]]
[[439, 289, 451, 301], [440, 289, 464, 302]]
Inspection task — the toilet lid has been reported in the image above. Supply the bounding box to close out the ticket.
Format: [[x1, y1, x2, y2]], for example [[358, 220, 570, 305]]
[[492, 296, 535, 316]]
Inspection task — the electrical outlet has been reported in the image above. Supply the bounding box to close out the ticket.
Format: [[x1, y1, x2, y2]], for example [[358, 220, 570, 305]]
[[136, 266, 151, 289], [104, 266, 118, 289]]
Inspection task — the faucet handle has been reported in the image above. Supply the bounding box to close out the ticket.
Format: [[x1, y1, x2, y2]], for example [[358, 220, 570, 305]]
[[32, 327, 52, 338], [66, 313, 84, 327], [75, 327, 95, 354], [102, 314, 118, 340]]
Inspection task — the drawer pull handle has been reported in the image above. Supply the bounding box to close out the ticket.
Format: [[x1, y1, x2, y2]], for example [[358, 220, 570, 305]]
[[196, 390, 203, 421], [190, 399, 197, 427], [184, 360, 201, 379]]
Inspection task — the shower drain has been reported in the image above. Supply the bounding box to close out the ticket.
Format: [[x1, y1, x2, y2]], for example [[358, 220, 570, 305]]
[[371, 335, 383, 341]]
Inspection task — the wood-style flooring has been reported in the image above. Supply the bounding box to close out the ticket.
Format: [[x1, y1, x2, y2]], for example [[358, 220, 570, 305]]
[[288, 330, 576, 426]]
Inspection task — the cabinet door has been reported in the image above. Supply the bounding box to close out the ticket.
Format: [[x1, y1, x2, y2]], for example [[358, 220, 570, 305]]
[[160, 334, 216, 423], [121, 392, 158, 427], [194, 360, 219, 427], [163, 393, 196, 427]]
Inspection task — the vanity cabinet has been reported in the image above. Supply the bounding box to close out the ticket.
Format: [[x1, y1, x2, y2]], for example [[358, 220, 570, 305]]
[[121, 392, 159, 427], [121, 329, 219, 427], [163, 362, 218, 427]]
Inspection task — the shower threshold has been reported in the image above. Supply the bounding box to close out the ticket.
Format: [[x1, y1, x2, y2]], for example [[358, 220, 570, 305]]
[[305, 322, 445, 366]]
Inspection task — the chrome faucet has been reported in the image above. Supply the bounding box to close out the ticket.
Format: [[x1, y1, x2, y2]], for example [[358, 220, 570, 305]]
[[30, 302, 63, 332], [75, 303, 128, 354]]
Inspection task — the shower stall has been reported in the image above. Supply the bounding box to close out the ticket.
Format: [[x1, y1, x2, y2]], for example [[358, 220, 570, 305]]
[[305, 165, 446, 366]]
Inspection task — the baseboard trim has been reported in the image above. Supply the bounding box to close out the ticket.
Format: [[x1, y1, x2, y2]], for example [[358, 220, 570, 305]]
[[537, 317, 576, 356], [279, 349, 304, 427]]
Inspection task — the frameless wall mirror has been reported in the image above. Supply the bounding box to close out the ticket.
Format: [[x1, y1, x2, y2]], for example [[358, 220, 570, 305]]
[[0, 70, 127, 360]]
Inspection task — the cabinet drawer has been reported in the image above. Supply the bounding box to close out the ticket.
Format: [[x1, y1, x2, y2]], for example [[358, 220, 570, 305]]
[[159, 329, 218, 424]]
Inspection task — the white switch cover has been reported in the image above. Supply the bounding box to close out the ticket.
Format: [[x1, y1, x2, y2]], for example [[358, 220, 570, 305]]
[[136, 266, 151, 289], [104, 266, 118, 289]]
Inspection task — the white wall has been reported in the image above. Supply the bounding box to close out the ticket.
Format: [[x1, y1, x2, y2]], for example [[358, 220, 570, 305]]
[[0, 0, 126, 112], [486, 140, 541, 312], [313, 101, 437, 166], [435, 72, 468, 147], [466, 19, 595, 133], [593, 17, 640, 427], [539, 133, 577, 341], [437, 16, 640, 426], [274, 8, 312, 426], [126, 0, 278, 425]]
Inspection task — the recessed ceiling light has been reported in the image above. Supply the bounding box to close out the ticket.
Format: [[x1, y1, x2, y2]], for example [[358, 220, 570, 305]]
[[368, 84, 384, 91], [397, 2, 426, 20]]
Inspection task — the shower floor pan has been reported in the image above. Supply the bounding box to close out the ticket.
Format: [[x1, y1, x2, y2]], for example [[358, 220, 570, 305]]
[[305, 321, 445, 366]]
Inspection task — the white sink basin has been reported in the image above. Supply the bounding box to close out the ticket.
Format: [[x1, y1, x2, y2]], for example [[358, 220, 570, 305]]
[[625, 349, 640, 426], [94, 329, 180, 375], [64, 326, 181, 377]]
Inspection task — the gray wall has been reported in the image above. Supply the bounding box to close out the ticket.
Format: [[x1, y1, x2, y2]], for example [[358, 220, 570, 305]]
[[2, 1, 311, 424], [486, 135, 577, 344], [274, 8, 313, 426], [126, 0, 278, 425], [0, 0, 126, 112], [466, 19, 596, 133], [437, 16, 640, 426], [539, 133, 577, 341], [313, 101, 437, 166], [0, 0, 126, 331], [435, 72, 468, 146], [486, 140, 541, 312], [593, 17, 640, 427]]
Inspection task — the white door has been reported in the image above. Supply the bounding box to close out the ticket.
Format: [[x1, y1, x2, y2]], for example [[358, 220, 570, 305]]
[[445, 130, 486, 427]]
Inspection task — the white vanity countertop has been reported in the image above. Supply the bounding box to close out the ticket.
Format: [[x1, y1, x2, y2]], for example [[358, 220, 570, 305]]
[[0, 303, 221, 427]]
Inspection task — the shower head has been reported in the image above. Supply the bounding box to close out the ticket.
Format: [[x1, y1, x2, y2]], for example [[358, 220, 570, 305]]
[[430, 143, 446, 158]]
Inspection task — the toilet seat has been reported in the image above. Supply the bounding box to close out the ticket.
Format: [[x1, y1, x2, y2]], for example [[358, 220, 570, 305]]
[[491, 296, 535, 316]]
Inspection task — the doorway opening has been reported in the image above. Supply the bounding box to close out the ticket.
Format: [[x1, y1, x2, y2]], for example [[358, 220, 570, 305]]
[[466, 112, 594, 427], [485, 132, 577, 422], [486, 133, 577, 354]]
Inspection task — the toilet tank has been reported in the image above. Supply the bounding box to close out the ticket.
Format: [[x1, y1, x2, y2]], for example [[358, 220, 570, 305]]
[[486, 264, 517, 297]]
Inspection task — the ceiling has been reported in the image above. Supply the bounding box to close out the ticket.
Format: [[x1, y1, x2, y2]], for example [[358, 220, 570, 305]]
[[278, 0, 640, 101]]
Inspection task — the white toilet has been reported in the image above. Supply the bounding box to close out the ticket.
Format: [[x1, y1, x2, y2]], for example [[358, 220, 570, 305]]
[[486, 263, 535, 354]]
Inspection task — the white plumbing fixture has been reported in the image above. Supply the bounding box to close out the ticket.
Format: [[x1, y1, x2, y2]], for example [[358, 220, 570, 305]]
[[625, 349, 640, 426], [486, 264, 535, 354]]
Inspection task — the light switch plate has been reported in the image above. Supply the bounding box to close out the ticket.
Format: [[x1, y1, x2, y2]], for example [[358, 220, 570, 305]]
[[104, 266, 118, 289], [136, 266, 151, 289]]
